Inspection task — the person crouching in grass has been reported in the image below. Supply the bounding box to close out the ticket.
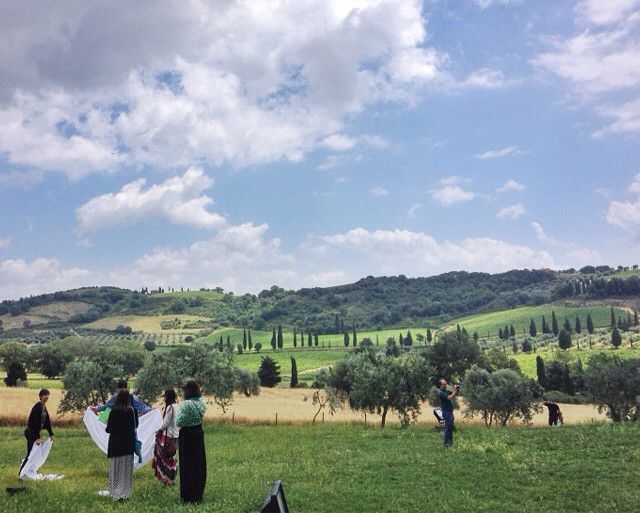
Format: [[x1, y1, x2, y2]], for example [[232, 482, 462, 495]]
[[19, 389, 54, 476], [105, 390, 138, 501]]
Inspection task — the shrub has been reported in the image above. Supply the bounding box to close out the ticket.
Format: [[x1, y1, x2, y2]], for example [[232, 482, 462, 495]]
[[144, 340, 157, 352], [258, 357, 281, 388], [4, 361, 27, 386]]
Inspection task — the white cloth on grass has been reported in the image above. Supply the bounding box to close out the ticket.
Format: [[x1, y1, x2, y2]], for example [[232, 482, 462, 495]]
[[19, 439, 64, 480], [82, 408, 163, 470]]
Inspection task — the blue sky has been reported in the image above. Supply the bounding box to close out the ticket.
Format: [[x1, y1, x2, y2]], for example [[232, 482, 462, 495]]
[[1, 0, 639, 299]]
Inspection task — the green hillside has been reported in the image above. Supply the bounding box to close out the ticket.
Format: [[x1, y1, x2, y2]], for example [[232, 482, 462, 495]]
[[450, 305, 628, 338]]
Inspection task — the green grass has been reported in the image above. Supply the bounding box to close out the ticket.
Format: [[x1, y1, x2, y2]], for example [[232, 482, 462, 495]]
[[513, 347, 640, 378], [0, 373, 63, 390], [1, 423, 639, 513], [450, 305, 626, 338], [612, 268, 640, 279]]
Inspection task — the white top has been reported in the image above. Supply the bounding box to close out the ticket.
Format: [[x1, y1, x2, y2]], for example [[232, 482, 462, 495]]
[[160, 404, 179, 438]]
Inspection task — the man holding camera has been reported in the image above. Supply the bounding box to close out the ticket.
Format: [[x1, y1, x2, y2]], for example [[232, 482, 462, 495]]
[[437, 378, 459, 447]]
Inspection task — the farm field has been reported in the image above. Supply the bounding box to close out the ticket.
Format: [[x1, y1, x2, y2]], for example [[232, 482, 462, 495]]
[[0, 386, 608, 427], [450, 305, 627, 338], [0, 301, 91, 330], [2, 422, 639, 513], [513, 347, 640, 378], [83, 314, 211, 333]]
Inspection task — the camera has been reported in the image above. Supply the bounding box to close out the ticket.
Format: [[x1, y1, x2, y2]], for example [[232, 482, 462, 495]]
[[454, 384, 461, 391]]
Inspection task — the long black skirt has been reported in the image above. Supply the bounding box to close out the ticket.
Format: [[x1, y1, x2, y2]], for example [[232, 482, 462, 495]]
[[179, 425, 206, 503]]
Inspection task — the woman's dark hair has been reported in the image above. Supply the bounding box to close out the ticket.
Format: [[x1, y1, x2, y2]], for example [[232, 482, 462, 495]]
[[183, 380, 201, 400], [39, 389, 50, 398], [116, 379, 128, 389], [113, 389, 132, 411], [163, 389, 177, 406]]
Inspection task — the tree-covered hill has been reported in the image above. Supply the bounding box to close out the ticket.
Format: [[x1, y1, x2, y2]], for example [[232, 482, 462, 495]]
[[1, 265, 639, 336]]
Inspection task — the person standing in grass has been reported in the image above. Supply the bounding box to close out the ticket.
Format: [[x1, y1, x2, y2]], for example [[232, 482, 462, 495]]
[[153, 389, 179, 485], [543, 401, 562, 426], [176, 380, 207, 503], [437, 378, 459, 447], [19, 389, 54, 475], [105, 390, 138, 501], [92, 379, 152, 416]]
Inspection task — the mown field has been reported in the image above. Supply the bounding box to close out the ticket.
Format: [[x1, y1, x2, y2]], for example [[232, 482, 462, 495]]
[[83, 314, 212, 333], [449, 305, 626, 338], [1, 423, 639, 513]]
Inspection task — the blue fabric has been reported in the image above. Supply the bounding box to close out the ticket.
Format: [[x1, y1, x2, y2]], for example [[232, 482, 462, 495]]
[[97, 394, 152, 415], [442, 410, 454, 447]]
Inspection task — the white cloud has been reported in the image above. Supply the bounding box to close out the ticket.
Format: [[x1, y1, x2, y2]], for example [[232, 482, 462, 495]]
[[370, 186, 388, 197], [317, 154, 349, 171], [475, 146, 521, 160], [0, 238, 11, 248], [497, 179, 526, 192], [533, 2, 640, 137], [438, 175, 470, 186], [497, 204, 525, 220], [0, 0, 450, 179], [110, 223, 295, 293], [308, 270, 348, 287], [76, 166, 225, 233], [575, 0, 640, 25], [315, 227, 555, 274], [406, 203, 422, 219], [0, 258, 92, 299], [429, 185, 476, 206], [606, 173, 640, 230], [530, 221, 601, 266], [459, 68, 512, 89]]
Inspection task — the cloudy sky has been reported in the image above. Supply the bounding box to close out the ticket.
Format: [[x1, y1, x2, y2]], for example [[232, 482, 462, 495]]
[[1, 0, 640, 299]]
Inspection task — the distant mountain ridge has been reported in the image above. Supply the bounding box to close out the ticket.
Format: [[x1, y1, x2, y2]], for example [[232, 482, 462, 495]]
[[1, 265, 639, 335]]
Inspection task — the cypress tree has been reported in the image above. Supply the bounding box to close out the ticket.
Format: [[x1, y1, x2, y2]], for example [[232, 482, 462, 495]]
[[399, 333, 404, 347], [510, 325, 516, 338], [634, 308, 639, 326], [243, 329, 247, 350], [575, 316, 581, 334], [541, 315, 549, 334], [498, 327, 504, 340], [610, 307, 616, 328], [473, 331, 479, 342], [343, 331, 350, 347], [406, 331, 413, 346], [293, 329, 297, 348], [426, 328, 432, 345], [611, 327, 622, 348], [307, 332, 312, 347], [563, 317, 572, 333], [314, 334, 319, 347], [248, 330, 253, 350], [586, 312, 594, 334], [376, 333, 379, 346], [258, 357, 281, 387], [290, 357, 298, 388], [271, 329, 276, 350], [352, 325, 357, 347], [558, 329, 572, 350], [551, 311, 559, 336], [529, 319, 537, 337], [536, 355, 546, 388], [512, 341, 518, 353], [277, 325, 283, 349]]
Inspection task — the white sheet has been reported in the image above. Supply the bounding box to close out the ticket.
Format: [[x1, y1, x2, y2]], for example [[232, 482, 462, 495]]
[[83, 408, 163, 470], [19, 439, 63, 480]]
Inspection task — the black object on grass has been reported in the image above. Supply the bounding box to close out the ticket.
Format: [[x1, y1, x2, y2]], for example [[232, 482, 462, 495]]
[[6, 487, 28, 495], [259, 480, 289, 513]]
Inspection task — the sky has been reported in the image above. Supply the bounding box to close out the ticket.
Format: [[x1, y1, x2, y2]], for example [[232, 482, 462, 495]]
[[1, 0, 640, 299]]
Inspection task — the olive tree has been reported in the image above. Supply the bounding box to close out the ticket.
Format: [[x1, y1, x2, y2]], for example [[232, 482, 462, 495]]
[[136, 345, 253, 412], [585, 354, 640, 422], [463, 366, 541, 426], [328, 349, 434, 428]]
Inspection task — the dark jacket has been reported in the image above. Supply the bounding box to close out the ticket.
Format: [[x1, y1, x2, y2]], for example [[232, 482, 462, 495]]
[[105, 408, 139, 458], [26, 402, 53, 439]]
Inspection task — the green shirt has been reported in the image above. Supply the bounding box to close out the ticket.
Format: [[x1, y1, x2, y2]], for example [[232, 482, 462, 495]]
[[438, 389, 455, 411], [176, 397, 206, 427]]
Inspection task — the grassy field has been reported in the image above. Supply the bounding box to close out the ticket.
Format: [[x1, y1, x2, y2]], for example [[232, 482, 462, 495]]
[[1, 423, 639, 513], [83, 314, 212, 333], [0, 301, 91, 330], [449, 305, 626, 338], [513, 347, 640, 378]]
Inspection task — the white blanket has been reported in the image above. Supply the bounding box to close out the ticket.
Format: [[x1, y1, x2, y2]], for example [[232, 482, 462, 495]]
[[19, 439, 63, 480], [83, 408, 163, 470]]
